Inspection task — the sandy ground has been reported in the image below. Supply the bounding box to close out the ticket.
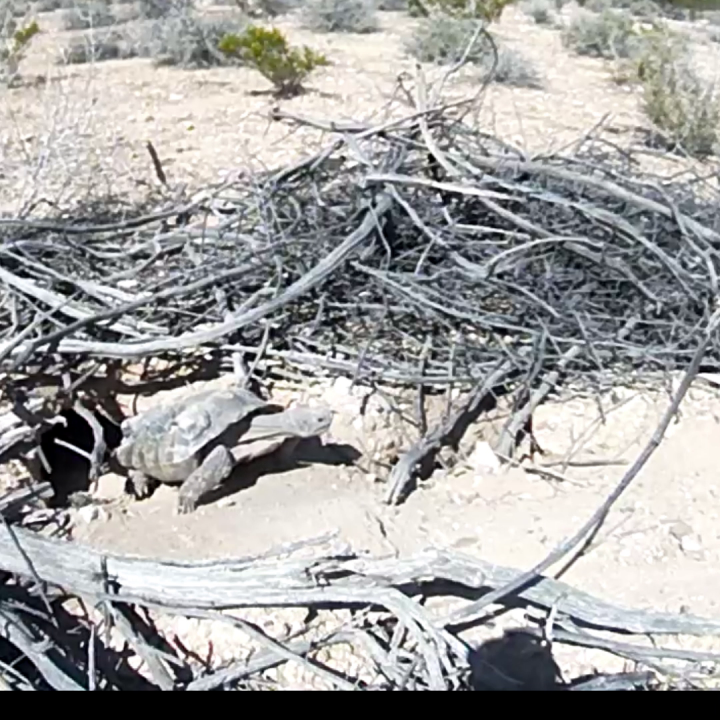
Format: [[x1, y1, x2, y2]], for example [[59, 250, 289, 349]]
[[3, 0, 720, 689]]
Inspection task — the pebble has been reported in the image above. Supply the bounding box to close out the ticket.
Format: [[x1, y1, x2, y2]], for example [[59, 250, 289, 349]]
[[77, 505, 103, 523], [468, 441, 501, 474]]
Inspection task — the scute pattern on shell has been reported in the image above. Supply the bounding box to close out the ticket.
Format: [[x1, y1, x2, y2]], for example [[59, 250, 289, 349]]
[[116, 387, 272, 477]]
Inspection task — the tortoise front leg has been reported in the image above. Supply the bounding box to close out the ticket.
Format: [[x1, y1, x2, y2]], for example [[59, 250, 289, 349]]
[[177, 445, 234, 514], [129, 470, 155, 500]]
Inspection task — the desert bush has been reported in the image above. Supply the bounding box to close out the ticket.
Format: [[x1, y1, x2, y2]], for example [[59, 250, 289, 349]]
[[579, 0, 689, 19], [302, 0, 379, 32], [135, 10, 246, 67], [60, 32, 133, 64], [34, 0, 73, 11], [633, 29, 718, 156], [136, 0, 196, 19], [253, 0, 302, 15], [406, 13, 487, 63], [2, 0, 30, 16], [561, 9, 639, 59], [62, 2, 120, 30], [211, 0, 300, 14], [492, 45, 543, 87], [408, 0, 513, 22], [406, 15, 541, 87], [218, 25, 330, 96], [521, 0, 556, 23], [0, 6, 39, 86]]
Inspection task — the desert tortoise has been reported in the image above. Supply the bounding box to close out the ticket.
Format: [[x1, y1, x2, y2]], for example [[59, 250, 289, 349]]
[[115, 385, 333, 514]]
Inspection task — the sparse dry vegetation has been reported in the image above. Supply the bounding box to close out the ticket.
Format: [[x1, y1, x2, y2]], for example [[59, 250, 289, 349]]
[[60, 29, 136, 64], [492, 44, 543, 87], [634, 28, 720, 155], [405, 11, 541, 87], [406, 13, 486, 63], [61, 1, 120, 30], [562, 9, 719, 157], [561, 8, 638, 59], [408, 0, 514, 21], [133, 9, 247, 68], [521, 0, 556, 24], [302, 0, 380, 33], [136, 0, 196, 19], [249, 0, 303, 16]]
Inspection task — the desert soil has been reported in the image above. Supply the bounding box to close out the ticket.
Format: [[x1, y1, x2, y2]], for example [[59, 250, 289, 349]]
[[3, 0, 720, 689]]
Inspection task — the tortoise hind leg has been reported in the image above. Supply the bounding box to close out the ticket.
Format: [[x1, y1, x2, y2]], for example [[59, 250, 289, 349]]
[[177, 445, 234, 515]]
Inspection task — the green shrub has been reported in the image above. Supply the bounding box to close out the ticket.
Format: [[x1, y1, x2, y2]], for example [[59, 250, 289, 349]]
[[218, 25, 330, 96], [302, 0, 379, 33]]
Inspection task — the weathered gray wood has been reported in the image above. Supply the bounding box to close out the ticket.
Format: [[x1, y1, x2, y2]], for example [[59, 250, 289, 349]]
[[1, 523, 720, 639]]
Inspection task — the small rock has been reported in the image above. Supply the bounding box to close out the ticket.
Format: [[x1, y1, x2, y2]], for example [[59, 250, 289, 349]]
[[680, 534, 703, 555], [669, 520, 693, 541], [116, 279, 138, 290], [468, 441, 501, 474], [331, 376, 353, 395], [217, 497, 236, 508], [77, 505, 101, 523]]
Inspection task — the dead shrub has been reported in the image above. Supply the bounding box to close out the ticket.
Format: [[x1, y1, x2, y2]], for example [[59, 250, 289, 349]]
[[561, 9, 639, 59], [134, 10, 247, 68], [61, 1, 119, 30], [302, 0, 379, 33]]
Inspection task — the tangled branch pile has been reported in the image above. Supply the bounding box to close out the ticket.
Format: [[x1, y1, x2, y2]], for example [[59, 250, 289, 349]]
[[2, 94, 720, 470], [2, 76, 720, 690]]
